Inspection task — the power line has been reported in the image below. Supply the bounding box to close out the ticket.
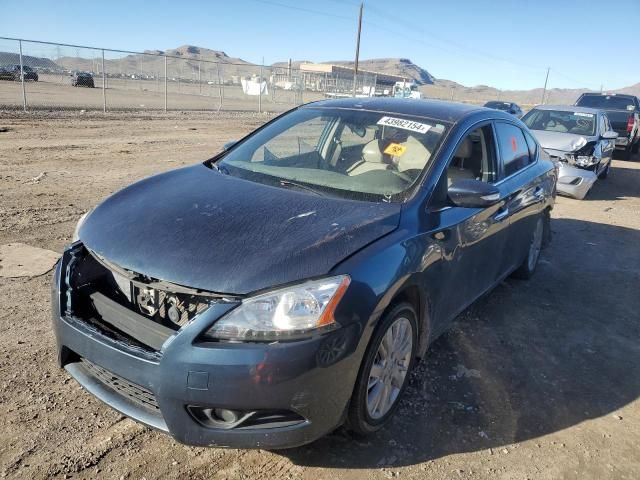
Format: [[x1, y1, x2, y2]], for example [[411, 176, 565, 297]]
[[365, 4, 545, 71], [248, 0, 354, 21]]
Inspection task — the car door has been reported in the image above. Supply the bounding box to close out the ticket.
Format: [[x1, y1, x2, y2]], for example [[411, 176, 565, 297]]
[[425, 123, 512, 331], [493, 121, 545, 274]]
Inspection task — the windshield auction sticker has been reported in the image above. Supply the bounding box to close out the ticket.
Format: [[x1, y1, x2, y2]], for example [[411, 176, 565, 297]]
[[384, 143, 407, 157], [574, 112, 594, 117], [377, 116, 432, 134]]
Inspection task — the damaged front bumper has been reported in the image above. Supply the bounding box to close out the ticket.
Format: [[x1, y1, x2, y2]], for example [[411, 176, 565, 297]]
[[546, 149, 598, 200], [555, 162, 597, 200], [51, 244, 363, 449]]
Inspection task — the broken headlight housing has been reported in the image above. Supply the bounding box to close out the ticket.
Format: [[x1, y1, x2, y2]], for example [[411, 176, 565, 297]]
[[566, 154, 598, 167], [566, 141, 598, 167], [201, 275, 350, 342]]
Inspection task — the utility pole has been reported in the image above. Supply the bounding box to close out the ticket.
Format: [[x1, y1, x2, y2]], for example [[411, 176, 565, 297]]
[[541, 67, 550, 105], [352, 2, 363, 98]]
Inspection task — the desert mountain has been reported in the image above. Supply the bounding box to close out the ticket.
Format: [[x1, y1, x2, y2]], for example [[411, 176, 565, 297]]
[[0, 52, 59, 70], [55, 45, 254, 78]]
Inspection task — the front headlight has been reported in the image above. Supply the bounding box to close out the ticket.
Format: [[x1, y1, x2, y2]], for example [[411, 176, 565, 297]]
[[72, 209, 92, 242], [201, 275, 351, 342], [565, 154, 597, 167]]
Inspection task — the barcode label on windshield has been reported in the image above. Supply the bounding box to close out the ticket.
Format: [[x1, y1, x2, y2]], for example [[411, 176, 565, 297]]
[[377, 116, 431, 134], [574, 112, 593, 117]]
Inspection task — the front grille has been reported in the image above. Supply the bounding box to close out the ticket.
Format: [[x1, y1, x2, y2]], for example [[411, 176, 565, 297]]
[[80, 358, 160, 413], [91, 251, 211, 331], [61, 245, 218, 353]]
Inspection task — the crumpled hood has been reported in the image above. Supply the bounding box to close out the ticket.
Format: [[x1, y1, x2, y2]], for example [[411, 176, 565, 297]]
[[530, 130, 595, 153], [79, 164, 401, 294]]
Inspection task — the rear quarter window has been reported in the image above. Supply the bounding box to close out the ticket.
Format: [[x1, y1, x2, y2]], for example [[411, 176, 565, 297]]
[[495, 123, 532, 177]]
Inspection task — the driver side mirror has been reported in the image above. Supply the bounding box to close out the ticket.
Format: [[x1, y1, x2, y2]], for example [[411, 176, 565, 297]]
[[448, 179, 501, 208], [601, 130, 618, 140], [223, 140, 237, 151]]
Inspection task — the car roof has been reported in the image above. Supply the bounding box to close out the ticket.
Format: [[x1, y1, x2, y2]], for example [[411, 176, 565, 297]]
[[303, 97, 485, 123], [580, 92, 637, 99], [531, 104, 601, 115]]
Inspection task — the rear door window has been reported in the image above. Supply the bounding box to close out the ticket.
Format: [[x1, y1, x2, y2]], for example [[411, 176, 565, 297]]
[[494, 122, 532, 178]]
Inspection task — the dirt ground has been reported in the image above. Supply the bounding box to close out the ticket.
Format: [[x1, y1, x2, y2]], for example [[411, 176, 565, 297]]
[[0, 111, 638, 480]]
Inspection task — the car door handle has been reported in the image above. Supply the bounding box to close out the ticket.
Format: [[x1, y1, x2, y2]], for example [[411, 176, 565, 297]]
[[493, 207, 510, 222]]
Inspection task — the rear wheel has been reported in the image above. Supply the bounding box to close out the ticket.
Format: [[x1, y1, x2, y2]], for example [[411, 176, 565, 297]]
[[347, 302, 417, 435], [512, 214, 545, 280], [632, 141, 639, 155], [622, 145, 632, 161], [598, 161, 610, 179]]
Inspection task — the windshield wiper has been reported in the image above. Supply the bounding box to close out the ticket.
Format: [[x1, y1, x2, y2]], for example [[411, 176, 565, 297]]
[[278, 179, 326, 197], [210, 162, 229, 175]]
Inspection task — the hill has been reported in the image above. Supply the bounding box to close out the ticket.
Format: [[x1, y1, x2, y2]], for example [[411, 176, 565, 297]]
[[55, 45, 254, 78], [0, 52, 60, 70]]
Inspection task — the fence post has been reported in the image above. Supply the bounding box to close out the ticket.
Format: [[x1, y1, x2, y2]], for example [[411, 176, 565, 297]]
[[18, 39, 26, 112], [216, 63, 222, 112], [164, 56, 167, 112], [102, 49, 106, 113], [198, 61, 201, 95], [259, 61, 263, 113]]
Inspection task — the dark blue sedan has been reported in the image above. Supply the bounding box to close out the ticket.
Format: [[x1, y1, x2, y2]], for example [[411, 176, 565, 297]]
[[53, 98, 557, 449]]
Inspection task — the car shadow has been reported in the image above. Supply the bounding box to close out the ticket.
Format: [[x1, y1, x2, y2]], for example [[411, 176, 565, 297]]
[[277, 218, 640, 469], [584, 162, 640, 201]]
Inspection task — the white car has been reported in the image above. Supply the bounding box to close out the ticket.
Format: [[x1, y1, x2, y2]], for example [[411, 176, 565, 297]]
[[521, 105, 617, 199]]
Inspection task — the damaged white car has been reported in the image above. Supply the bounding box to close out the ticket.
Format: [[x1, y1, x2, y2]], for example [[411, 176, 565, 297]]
[[522, 105, 617, 199]]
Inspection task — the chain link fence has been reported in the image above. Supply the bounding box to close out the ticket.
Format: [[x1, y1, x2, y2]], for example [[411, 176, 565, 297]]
[[0, 37, 412, 113]]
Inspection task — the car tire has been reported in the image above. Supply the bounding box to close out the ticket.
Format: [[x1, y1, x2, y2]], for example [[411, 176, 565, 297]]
[[632, 142, 639, 155], [346, 302, 418, 436], [622, 145, 632, 161], [598, 161, 610, 179], [512, 212, 546, 280]]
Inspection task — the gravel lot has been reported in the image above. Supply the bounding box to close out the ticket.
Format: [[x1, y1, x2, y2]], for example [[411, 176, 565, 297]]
[[0, 111, 638, 480]]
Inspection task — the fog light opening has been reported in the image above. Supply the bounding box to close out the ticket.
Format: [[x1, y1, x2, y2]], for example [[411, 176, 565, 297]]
[[188, 405, 307, 430], [210, 408, 240, 424]]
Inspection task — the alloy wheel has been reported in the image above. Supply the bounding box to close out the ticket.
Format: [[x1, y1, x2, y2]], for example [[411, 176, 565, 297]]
[[366, 317, 413, 419]]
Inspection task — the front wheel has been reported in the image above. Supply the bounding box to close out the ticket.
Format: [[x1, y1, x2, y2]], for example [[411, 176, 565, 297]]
[[347, 302, 418, 435], [512, 214, 545, 280]]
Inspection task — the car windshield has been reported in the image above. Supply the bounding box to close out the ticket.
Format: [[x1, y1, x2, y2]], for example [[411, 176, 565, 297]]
[[216, 107, 449, 202], [522, 109, 596, 136], [576, 95, 636, 111], [485, 101, 511, 110]]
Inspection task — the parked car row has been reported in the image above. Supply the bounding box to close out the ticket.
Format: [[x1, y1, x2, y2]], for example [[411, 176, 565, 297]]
[[0, 66, 96, 88], [487, 93, 639, 199], [54, 97, 557, 449], [0, 64, 38, 81]]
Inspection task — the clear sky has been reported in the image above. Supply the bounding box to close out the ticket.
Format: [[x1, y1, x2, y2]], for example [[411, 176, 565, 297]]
[[2, 0, 639, 91]]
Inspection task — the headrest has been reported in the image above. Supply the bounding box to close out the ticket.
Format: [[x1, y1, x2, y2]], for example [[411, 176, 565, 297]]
[[454, 137, 473, 159], [397, 136, 431, 172], [362, 139, 385, 163]]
